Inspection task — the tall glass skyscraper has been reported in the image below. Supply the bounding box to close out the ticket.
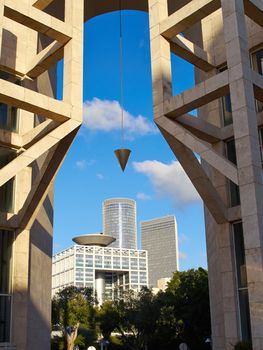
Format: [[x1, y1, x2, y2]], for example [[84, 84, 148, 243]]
[[103, 198, 137, 249]]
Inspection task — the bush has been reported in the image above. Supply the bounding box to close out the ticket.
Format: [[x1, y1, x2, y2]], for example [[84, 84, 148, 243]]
[[234, 341, 252, 350]]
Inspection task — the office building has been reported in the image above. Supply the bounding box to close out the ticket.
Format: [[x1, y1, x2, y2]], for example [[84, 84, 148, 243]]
[[103, 198, 137, 249], [141, 216, 179, 287], [52, 233, 148, 305]]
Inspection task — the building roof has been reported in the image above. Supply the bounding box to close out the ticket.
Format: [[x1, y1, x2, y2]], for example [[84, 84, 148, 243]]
[[72, 233, 116, 247]]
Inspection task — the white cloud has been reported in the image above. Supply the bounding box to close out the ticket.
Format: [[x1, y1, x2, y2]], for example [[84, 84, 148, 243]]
[[96, 173, 105, 180], [133, 160, 200, 208], [136, 192, 151, 200], [83, 98, 157, 137], [76, 160, 87, 170], [179, 252, 188, 260], [179, 233, 189, 244], [76, 159, 96, 170]]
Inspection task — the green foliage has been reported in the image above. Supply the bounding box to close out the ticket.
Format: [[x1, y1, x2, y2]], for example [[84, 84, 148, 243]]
[[75, 326, 97, 349], [234, 341, 252, 350], [52, 269, 211, 350], [51, 336, 64, 350], [52, 286, 98, 348], [112, 287, 161, 350], [164, 268, 211, 348], [67, 294, 89, 326], [96, 301, 119, 340]]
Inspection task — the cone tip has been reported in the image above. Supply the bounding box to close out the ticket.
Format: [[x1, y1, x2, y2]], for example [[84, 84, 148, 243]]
[[114, 148, 131, 172]]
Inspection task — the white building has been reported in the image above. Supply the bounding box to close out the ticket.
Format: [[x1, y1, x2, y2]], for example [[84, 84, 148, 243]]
[[52, 234, 148, 304]]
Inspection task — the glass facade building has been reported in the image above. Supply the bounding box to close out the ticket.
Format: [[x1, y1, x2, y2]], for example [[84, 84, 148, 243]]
[[52, 245, 148, 304], [103, 198, 137, 249]]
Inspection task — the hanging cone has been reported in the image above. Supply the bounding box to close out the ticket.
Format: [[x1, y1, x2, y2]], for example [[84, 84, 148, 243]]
[[114, 148, 131, 172]]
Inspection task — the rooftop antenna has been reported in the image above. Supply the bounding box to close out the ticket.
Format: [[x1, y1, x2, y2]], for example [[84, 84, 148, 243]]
[[114, 0, 131, 172]]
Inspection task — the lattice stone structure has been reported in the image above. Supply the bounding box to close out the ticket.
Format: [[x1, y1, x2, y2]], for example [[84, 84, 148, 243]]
[[1, 0, 263, 349], [148, 0, 263, 349], [0, 0, 83, 349]]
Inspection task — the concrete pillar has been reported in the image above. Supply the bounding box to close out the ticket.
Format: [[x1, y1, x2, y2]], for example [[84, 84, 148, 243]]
[[95, 272, 105, 306], [148, 0, 172, 121], [63, 0, 84, 122], [221, 1, 263, 349]]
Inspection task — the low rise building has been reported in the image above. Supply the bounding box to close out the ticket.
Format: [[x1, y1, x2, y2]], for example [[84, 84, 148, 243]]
[[52, 234, 148, 304]]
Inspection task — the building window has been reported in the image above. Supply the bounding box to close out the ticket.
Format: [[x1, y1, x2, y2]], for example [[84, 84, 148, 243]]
[[0, 72, 20, 133], [251, 48, 263, 112], [0, 230, 13, 343], [139, 258, 146, 270], [95, 256, 102, 268], [225, 139, 240, 207], [131, 258, 138, 269], [219, 67, 233, 126], [121, 257, 129, 269], [259, 128, 263, 165], [0, 148, 16, 213], [233, 222, 251, 342], [221, 93, 233, 126], [0, 104, 19, 133], [104, 256, 112, 269]]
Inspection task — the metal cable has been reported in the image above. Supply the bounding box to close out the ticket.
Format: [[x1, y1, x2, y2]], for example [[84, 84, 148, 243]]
[[119, 0, 124, 146]]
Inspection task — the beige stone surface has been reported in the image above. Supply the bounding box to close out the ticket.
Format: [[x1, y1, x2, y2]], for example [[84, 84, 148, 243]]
[[149, 0, 263, 349], [0, 1, 84, 349]]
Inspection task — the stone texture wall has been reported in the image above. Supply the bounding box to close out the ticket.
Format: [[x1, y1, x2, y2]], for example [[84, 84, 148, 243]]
[[148, 1, 263, 349], [0, 1, 84, 349]]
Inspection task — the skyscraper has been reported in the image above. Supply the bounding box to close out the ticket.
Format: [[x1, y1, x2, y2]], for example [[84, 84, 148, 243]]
[[103, 198, 137, 249], [141, 215, 179, 287]]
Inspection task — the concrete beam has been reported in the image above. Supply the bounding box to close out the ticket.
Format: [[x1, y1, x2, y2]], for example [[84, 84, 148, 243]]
[[27, 41, 64, 79], [170, 35, 215, 72], [164, 70, 229, 118], [21, 119, 59, 148], [0, 79, 71, 122], [18, 126, 79, 230], [0, 119, 80, 188], [176, 114, 222, 143], [0, 212, 18, 229], [160, 0, 221, 39], [244, 0, 263, 28], [4, 0, 72, 43], [33, 0, 149, 20], [32, 0, 54, 10], [158, 125, 228, 224], [156, 116, 239, 184]]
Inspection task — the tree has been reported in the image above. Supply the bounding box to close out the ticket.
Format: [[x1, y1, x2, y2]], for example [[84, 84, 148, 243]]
[[95, 270, 211, 350], [165, 268, 211, 349], [52, 286, 97, 350], [113, 288, 160, 350], [96, 300, 119, 341]]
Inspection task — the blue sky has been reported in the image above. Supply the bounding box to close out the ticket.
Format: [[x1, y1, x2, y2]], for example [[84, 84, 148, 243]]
[[54, 10, 207, 271]]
